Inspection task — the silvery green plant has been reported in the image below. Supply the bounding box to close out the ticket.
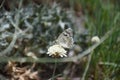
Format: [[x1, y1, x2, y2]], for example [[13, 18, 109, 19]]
[[0, 3, 72, 56]]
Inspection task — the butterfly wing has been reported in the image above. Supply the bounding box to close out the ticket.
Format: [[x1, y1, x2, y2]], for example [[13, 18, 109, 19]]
[[55, 28, 74, 48]]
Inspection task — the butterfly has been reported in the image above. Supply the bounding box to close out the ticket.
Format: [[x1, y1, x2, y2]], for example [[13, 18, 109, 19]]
[[55, 28, 74, 49]]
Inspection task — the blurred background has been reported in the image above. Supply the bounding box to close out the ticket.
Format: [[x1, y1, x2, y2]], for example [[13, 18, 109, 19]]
[[0, 0, 120, 80]]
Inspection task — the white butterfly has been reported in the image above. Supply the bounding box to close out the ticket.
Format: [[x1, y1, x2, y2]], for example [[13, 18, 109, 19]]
[[55, 28, 74, 49]]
